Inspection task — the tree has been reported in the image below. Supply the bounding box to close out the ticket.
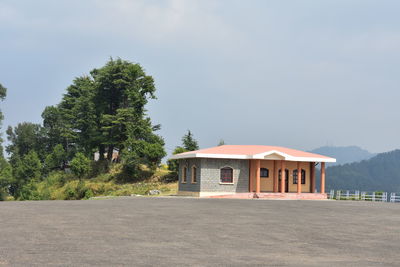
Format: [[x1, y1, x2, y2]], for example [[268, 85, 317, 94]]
[[91, 58, 159, 161], [11, 150, 42, 198], [6, 122, 47, 161], [182, 130, 199, 151], [120, 117, 166, 181], [167, 130, 199, 178], [0, 83, 7, 198], [0, 83, 6, 158], [167, 146, 188, 173], [44, 144, 68, 172], [42, 76, 97, 158], [0, 159, 12, 200], [70, 152, 91, 179], [0, 83, 6, 101], [218, 139, 225, 146], [42, 58, 165, 168]]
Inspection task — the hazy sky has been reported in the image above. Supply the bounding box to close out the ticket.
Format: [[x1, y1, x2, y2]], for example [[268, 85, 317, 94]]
[[1, 0, 399, 155]]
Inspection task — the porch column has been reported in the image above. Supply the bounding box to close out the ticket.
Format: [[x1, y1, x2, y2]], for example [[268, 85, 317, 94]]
[[280, 160, 285, 193], [320, 162, 325, 194], [273, 160, 278, 192], [310, 162, 315, 193], [256, 159, 261, 194], [249, 160, 253, 192], [297, 162, 301, 194]]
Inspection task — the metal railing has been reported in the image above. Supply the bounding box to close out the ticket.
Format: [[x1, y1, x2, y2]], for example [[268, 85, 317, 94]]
[[328, 190, 399, 203]]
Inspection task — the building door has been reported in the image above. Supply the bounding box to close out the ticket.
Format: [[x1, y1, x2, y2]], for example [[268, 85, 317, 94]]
[[278, 169, 289, 192]]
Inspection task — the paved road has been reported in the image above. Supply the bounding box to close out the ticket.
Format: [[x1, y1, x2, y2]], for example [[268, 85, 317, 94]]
[[0, 197, 400, 266]]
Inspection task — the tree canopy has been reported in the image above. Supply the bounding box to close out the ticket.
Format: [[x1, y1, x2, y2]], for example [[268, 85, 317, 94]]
[[181, 130, 199, 151], [41, 58, 165, 166], [0, 83, 6, 158], [0, 58, 168, 199], [167, 130, 199, 179]]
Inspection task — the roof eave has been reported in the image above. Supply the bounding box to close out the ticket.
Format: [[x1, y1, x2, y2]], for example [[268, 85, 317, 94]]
[[170, 153, 336, 162]]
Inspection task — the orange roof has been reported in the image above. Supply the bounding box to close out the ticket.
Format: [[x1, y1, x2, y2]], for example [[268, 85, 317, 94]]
[[170, 145, 336, 162]]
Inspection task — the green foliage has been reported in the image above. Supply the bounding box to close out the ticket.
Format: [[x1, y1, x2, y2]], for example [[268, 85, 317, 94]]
[[218, 139, 225, 146], [10, 167, 177, 201], [0, 189, 6, 201], [44, 144, 67, 173], [167, 146, 188, 175], [19, 181, 43, 200], [166, 130, 199, 181], [0, 159, 13, 198], [326, 150, 400, 192], [182, 130, 199, 151], [70, 152, 91, 178], [11, 151, 42, 198], [0, 83, 6, 158], [41, 57, 165, 168], [6, 122, 47, 161], [0, 83, 6, 100], [1, 58, 168, 200]]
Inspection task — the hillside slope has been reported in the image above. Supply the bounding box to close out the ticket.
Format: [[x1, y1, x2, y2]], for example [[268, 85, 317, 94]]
[[310, 146, 375, 166], [326, 149, 400, 192]]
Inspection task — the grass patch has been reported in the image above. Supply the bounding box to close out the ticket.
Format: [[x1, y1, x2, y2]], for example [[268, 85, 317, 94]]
[[9, 164, 178, 201]]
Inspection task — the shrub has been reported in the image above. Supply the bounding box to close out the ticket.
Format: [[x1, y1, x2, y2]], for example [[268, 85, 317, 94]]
[[0, 188, 7, 201], [89, 160, 109, 177], [70, 153, 91, 178]]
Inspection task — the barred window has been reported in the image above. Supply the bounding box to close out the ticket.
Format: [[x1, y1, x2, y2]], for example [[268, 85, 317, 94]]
[[260, 168, 269, 177], [293, 169, 306, 184], [293, 170, 298, 184], [220, 167, 233, 183]]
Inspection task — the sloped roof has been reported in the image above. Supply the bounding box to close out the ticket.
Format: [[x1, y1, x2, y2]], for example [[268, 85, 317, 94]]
[[170, 145, 336, 162]]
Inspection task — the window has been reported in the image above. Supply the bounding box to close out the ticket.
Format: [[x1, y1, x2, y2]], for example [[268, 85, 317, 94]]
[[191, 166, 197, 183], [260, 168, 269, 177], [220, 167, 233, 183], [293, 169, 306, 184], [182, 166, 187, 183], [301, 169, 306, 184], [293, 170, 298, 184]]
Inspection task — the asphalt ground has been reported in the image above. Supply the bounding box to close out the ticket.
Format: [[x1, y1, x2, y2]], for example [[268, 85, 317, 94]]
[[1, 197, 399, 266]]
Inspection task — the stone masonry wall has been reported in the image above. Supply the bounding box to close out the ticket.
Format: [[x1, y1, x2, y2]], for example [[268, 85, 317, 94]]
[[178, 158, 202, 192], [200, 158, 249, 193]]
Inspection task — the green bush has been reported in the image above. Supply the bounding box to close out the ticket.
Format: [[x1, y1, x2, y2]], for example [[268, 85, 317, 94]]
[[70, 153, 91, 178], [89, 160, 110, 177], [0, 188, 7, 201]]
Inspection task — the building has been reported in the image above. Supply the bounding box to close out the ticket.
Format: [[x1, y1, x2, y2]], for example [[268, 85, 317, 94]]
[[170, 145, 336, 199]]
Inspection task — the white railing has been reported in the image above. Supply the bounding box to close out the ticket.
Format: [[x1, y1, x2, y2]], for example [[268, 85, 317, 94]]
[[328, 190, 397, 202], [389, 193, 400, 203]]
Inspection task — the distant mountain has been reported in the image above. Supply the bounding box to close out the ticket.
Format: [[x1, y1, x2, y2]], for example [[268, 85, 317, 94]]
[[310, 146, 376, 166], [326, 150, 400, 192]]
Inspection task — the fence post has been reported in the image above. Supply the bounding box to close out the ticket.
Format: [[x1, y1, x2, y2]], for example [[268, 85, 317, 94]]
[[390, 193, 395, 203], [346, 190, 349, 200], [355, 190, 360, 200], [382, 192, 387, 202], [361, 192, 365, 201], [372, 192, 375, 202], [336, 190, 341, 200], [329, 190, 334, 199]]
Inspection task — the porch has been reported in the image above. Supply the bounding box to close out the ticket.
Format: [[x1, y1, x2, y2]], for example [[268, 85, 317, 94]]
[[249, 159, 326, 195], [208, 192, 328, 200]]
